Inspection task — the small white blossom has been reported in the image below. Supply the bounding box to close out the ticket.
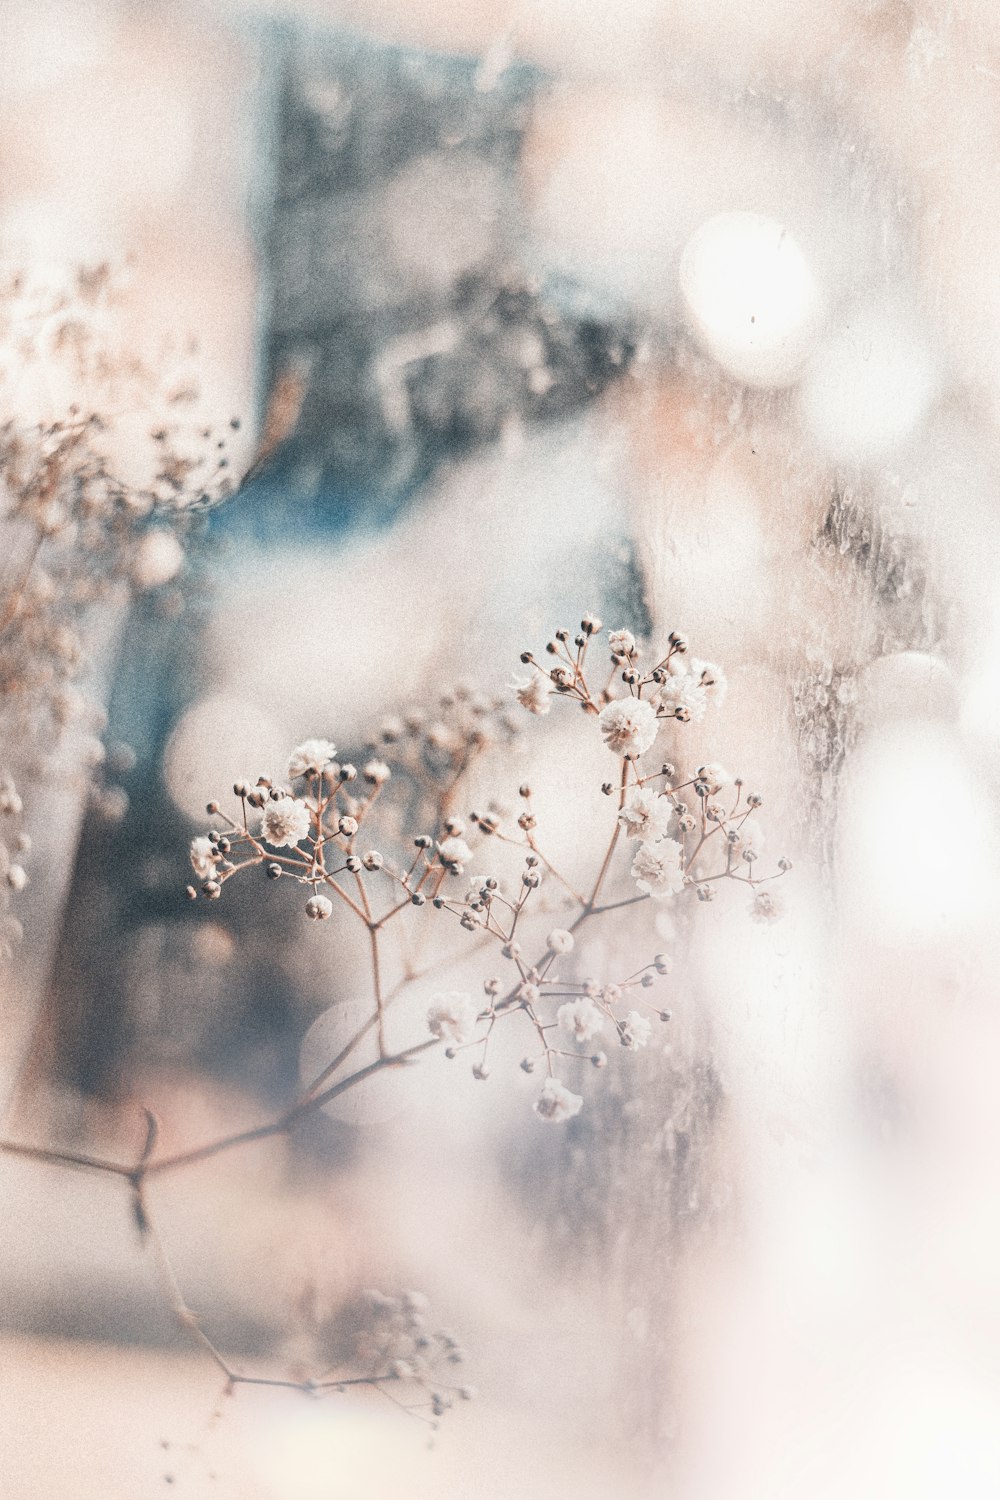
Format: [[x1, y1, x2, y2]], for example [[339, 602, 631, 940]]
[[750, 888, 786, 924], [189, 835, 217, 879], [598, 697, 658, 758], [427, 992, 478, 1044], [608, 628, 636, 657], [631, 839, 685, 898], [533, 1077, 583, 1123], [438, 836, 472, 868], [262, 796, 312, 847], [512, 673, 554, 715], [730, 820, 765, 863], [557, 997, 604, 1043], [546, 928, 574, 955], [618, 787, 674, 842], [693, 660, 727, 706], [305, 894, 333, 920], [620, 1010, 652, 1049], [6, 864, 28, 893], [695, 762, 732, 795], [288, 739, 337, 779], [657, 668, 707, 722], [657, 658, 726, 722], [363, 759, 391, 785]]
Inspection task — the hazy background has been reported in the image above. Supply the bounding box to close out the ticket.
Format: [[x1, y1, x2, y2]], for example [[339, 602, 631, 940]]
[[3, 1, 1000, 1496]]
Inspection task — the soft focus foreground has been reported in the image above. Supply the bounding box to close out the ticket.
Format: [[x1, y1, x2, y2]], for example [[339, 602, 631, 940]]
[[3, 2, 1000, 1498]]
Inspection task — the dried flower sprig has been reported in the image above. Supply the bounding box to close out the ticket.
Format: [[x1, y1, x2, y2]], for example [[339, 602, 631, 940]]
[[185, 614, 790, 1121], [0, 613, 790, 1429]]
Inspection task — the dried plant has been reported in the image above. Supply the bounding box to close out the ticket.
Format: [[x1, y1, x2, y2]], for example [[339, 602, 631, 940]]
[[0, 611, 790, 1437], [0, 264, 236, 948]]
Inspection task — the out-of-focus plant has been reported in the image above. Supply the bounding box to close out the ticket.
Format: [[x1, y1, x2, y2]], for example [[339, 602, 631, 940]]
[[0, 263, 236, 952]]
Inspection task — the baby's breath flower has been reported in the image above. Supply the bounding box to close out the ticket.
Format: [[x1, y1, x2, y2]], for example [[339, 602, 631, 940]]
[[546, 928, 574, 955], [598, 697, 658, 758], [189, 835, 217, 879], [631, 839, 685, 898], [695, 660, 727, 705], [6, 864, 28, 893], [750, 888, 786, 924], [618, 787, 674, 842], [557, 997, 604, 1043], [656, 674, 706, 721], [427, 992, 478, 1045], [533, 1077, 583, 1123], [620, 1010, 653, 1049], [608, 628, 636, 657], [305, 894, 333, 920], [262, 795, 311, 848], [288, 739, 337, 779], [437, 836, 472, 869], [695, 762, 731, 795], [363, 759, 391, 785], [730, 820, 765, 863], [656, 659, 726, 723], [512, 673, 554, 715]]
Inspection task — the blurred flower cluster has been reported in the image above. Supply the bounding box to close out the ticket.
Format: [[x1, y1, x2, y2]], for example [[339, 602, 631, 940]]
[[0, 264, 237, 947], [282, 1288, 474, 1425]]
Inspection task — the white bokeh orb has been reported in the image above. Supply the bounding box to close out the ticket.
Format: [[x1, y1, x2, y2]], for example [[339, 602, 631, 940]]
[[800, 301, 940, 463], [679, 211, 825, 386], [839, 723, 994, 940], [298, 985, 431, 1128], [856, 651, 958, 726], [163, 693, 287, 823]]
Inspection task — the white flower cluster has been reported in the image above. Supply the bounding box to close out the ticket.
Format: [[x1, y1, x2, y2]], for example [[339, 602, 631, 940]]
[[654, 656, 727, 723], [187, 725, 499, 922], [631, 840, 685, 899], [512, 673, 553, 716], [185, 616, 789, 1136], [189, 834, 218, 880], [288, 738, 337, 779], [557, 997, 603, 1043], [598, 697, 658, 758], [618, 787, 673, 842], [262, 796, 311, 848], [427, 992, 479, 1045], [533, 1077, 583, 1123], [617, 787, 686, 900]]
